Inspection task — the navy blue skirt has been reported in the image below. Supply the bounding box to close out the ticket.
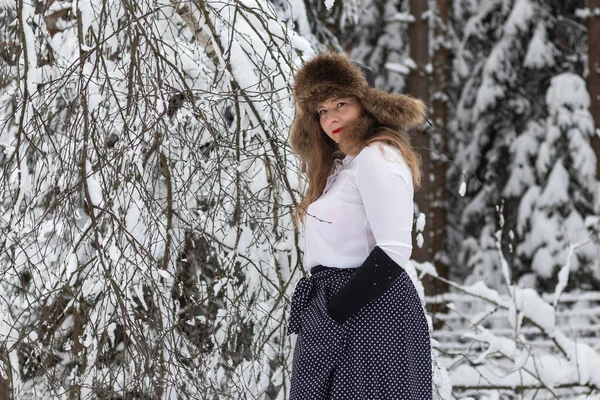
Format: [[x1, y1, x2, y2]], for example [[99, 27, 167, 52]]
[[288, 266, 431, 399]]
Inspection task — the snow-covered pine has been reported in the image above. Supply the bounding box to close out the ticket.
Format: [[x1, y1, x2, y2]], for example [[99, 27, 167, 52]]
[[514, 73, 599, 289], [448, 0, 600, 293], [343, 0, 412, 94]]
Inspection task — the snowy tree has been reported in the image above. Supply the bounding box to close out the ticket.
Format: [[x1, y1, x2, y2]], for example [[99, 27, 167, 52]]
[[586, 0, 600, 177], [272, 0, 361, 51], [513, 73, 599, 290], [0, 0, 314, 397], [448, 0, 600, 292], [343, 0, 413, 93]]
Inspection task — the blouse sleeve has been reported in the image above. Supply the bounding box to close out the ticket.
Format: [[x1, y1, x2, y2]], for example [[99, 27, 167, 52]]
[[355, 144, 414, 268]]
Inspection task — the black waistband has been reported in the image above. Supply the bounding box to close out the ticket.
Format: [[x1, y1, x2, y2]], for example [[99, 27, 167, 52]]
[[310, 265, 357, 275], [310, 265, 329, 275]]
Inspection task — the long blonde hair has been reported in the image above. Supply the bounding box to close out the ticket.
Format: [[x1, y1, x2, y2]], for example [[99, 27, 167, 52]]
[[290, 105, 421, 226]]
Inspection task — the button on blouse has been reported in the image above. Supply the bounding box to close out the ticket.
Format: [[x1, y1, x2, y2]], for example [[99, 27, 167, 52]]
[[301, 142, 414, 270]]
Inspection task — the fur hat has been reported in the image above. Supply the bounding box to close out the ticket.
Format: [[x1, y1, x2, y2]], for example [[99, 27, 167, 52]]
[[291, 52, 427, 136]]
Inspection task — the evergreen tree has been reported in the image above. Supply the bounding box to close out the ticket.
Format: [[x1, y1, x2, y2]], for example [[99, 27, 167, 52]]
[[344, 0, 412, 94], [514, 73, 599, 290], [448, 0, 599, 292]]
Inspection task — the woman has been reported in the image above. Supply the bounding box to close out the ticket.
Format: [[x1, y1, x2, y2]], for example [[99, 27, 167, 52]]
[[287, 52, 432, 399]]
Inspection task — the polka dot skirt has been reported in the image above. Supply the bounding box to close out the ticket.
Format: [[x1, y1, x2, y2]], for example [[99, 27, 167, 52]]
[[288, 267, 432, 399]]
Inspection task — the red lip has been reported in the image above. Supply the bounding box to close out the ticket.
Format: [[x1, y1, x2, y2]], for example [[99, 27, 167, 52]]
[[332, 127, 343, 134]]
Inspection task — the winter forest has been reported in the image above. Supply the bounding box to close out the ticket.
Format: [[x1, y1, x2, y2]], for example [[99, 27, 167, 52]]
[[1, 0, 600, 398]]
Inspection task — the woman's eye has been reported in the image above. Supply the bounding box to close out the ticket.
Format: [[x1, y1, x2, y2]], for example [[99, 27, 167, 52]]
[[318, 110, 326, 115], [337, 102, 346, 108]]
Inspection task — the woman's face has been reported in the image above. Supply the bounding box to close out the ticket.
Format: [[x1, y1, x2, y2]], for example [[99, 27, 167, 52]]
[[317, 97, 363, 143]]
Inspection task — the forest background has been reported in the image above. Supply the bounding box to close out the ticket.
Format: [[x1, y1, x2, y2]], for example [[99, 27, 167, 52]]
[[1, 0, 600, 398]]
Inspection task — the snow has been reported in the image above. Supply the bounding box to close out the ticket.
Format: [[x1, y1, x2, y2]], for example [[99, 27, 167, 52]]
[[385, 12, 415, 23], [21, 1, 38, 96], [85, 159, 103, 208], [553, 243, 576, 307], [430, 268, 600, 397], [0, 360, 6, 380], [2, 145, 14, 158], [65, 253, 78, 277], [458, 180, 467, 197], [452, 0, 480, 22], [512, 287, 556, 331], [531, 246, 561, 279], [503, 128, 538, 197], [494, 229, 512, 291], [412, 260, 438, 279], [474, 47, 507, 115], [461, 281, 505, 305], [403, 57, 417, 69], [384, 62, 410, 75], [538, 160, 570, 208], [503, 0, 534, 37], [416, 212, 426, 231], [546, 73, 591, 117], [10, 145, 32, 214], [523, 22, 556, 68], [575, 7, 600, 18], [509, 70, 599, 288], [2, 0, 600, 398]]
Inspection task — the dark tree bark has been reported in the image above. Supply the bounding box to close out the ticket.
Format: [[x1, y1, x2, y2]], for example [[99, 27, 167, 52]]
[[588, 0, 600, 178], [409, 0, 451, 324], [431, 0, 450, 305], [408, 0, 431, 264]]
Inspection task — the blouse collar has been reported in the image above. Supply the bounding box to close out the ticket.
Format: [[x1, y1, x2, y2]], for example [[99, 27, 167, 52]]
[[332, 154, 355, 172], [342, 154, 355, 166]]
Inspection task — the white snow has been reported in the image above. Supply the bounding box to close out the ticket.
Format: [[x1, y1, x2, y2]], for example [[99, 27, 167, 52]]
[[503, 0, 535, 37], [385, 12, 415, 23], [546, 74, 591, 117], [416, 212, 426, 231], [538, 160, 570, 208], [384, 62, 410, 75], [523, 22, 556, 68], [458, 180, 467, 197]]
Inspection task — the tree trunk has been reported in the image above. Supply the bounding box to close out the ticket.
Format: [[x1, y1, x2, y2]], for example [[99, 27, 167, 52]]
[[0, 350, 11, 400], [588, 0, 600, 178], [430, 0, 451, 326], [408, 0, 431, 264], [69, 303, 84, 400]]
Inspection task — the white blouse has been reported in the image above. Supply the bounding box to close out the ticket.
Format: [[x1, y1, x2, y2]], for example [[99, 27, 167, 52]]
[[301, 142, 414, 270]]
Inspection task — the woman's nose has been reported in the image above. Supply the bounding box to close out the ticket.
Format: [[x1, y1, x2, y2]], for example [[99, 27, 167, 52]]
[[327, 112, 339, 125]]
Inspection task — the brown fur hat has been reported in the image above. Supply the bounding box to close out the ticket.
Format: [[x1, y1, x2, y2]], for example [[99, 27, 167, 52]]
[[290, 53, 427, 161]]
